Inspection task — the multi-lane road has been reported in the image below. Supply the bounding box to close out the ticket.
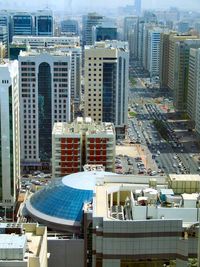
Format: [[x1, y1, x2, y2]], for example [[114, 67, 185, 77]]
[[128, 80, 200, 175]]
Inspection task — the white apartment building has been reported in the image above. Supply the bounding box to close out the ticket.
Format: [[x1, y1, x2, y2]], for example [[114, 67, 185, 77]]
[[84, 41, 129, 138], [147, 27, 164, 77], [13, 36, 81, 118], [0, 60, 20, 215], [19, 50, 71, 170]]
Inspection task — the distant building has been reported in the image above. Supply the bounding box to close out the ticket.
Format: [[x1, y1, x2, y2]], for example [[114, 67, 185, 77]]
[[177, 21, 190, 34], [34, 9, 53, 36], [0, 223, 48, 267], [134, 0, 141, 16], [92, 23, 117, 44], [84, 41, 129, 138], [0, 10, 53, 41], [61, 19, 79, 35], [0, 25, 8, 57], [0, 60, 20, 218], [82, 13, 104, 46], [124, 16, 138, 59], [12, 13, 33, 36], [19, 49, 71, 171], [52, 117, 115, 177]]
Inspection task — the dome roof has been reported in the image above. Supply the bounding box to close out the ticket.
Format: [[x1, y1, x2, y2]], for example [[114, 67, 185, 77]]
[[26, 171, 115, 232]]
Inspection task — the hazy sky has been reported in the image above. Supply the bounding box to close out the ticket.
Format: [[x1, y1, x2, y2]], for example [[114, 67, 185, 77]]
[[1, 0, 200, 11]]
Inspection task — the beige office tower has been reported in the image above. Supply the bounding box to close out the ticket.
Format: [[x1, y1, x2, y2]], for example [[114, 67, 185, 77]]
[[0, 60, 20, 219], [84, 41, 129, 138]]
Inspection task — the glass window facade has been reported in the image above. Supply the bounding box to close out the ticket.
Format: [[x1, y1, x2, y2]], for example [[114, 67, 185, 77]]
[[30, 179, 93, 221], [38, 62, 52, 161], [102, 62, 116, 123]]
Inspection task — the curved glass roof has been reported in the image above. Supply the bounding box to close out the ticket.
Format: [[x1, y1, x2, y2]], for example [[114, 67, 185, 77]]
[[30, 179, 93, 222], [29, 171, 116, 224]]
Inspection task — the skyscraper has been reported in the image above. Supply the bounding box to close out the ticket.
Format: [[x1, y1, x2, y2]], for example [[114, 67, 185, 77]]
[[19, 50, 71, 171], [82, 13, 104, 46], [34, 10, 53, 36], [135, 0, 141, 16], [12, 13, 33, 36], [84, 41, 129, 138], [0, 60, 20, 218]]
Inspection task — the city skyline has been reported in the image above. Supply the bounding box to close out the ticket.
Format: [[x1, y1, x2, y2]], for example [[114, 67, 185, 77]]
[[0, 0, 200, 11]]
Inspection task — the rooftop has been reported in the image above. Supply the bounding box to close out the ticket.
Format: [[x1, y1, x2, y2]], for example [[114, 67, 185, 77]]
[[53, 117, 115, 137]]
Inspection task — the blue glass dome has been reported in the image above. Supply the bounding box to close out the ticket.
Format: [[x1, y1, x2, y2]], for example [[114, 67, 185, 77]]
[[30, 182, 93, 221], [26, 171, 115, 232]]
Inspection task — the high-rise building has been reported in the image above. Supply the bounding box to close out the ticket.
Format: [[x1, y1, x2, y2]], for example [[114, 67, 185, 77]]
[[167, 35, 197, 93], [159, 32, 176, 89], [12, 13, 33, 36], [124, 17, 138, 59], [92, 23, 117, 44], [167, 36, 199, 111], [187, 48, 199, 122], [194, 49, 200, 136], [177, 21, 190, 34], [34, 10, 53, 36], [84, 41, 129, 138], [0, 11, 11, 42], [60, 19, 79, 35], [134, 0, 141, 16], [19, 50, 71, 171], [0, 10, 53, 41], [146, 27, 165, 77], [52, 117, 115, 177], [0, 26, 8, 57], [13, 36, 81, 119], [187, 48, 200, 134], [82, 13, 104, 46], [0, 60, 20, 218]]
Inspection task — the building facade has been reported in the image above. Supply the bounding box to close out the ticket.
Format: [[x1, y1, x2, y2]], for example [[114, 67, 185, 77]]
[[0, 223, 48, 267], [19, 50, 71, 171], [52, 117, 115, 177], [0, 26, 8, 57], [60, 19, 79, 35], [34, 9, 53, 36], [82, 13, 104, 46], [0, 60, 20, 217], [84, 41, 129, 138]]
